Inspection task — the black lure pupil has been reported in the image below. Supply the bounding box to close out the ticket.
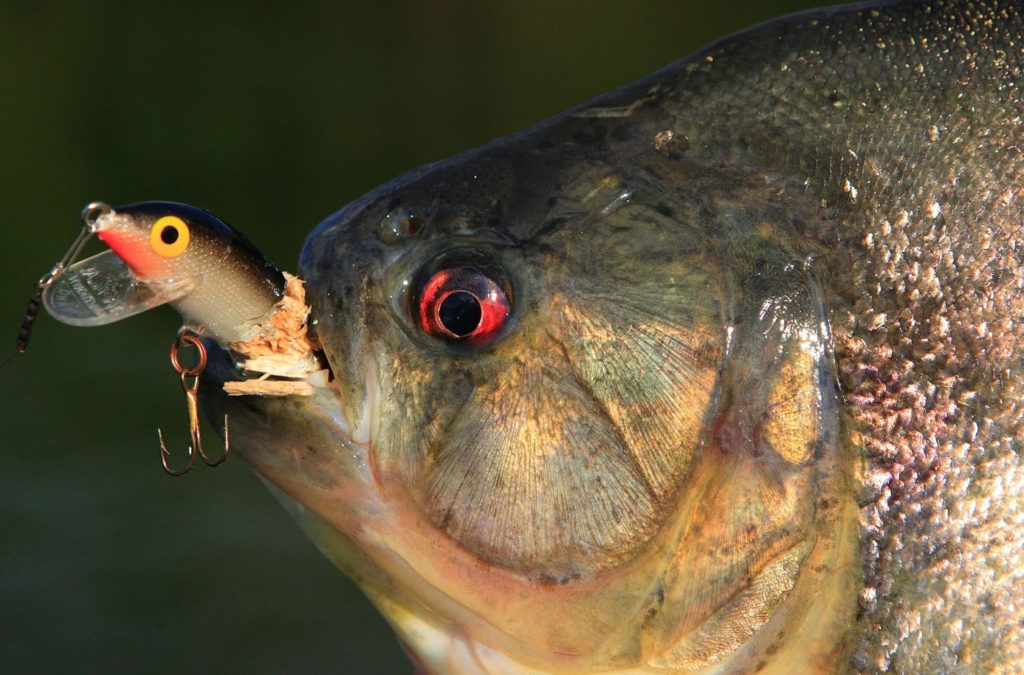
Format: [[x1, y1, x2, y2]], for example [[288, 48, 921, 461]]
[[438, 291, 482, 337], [161, 226, 179, 245]]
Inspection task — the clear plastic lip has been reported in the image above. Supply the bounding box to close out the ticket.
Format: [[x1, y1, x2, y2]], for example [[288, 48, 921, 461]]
[[42, 249, 196, 327]]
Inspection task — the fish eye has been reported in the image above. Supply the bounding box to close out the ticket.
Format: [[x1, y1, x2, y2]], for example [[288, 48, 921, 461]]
[[417, 266, 510, 344], [150, 215, 190, 257]]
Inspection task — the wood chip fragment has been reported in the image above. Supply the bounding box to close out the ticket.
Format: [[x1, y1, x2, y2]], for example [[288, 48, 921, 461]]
[[223, 379, 315, 397], [222, 272, 324, 397]]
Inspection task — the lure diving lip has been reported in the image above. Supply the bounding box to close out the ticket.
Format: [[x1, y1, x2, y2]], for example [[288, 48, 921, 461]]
[[40, 200, 286, 345]]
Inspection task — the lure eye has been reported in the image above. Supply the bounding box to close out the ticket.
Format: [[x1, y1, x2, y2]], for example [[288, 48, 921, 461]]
[[150, 215, 190, 257], [417, 267, 510, 344]]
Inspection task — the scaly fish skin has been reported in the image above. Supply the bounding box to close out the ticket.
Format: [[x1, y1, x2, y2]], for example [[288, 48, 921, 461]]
[[204, 1, 1024, 672]]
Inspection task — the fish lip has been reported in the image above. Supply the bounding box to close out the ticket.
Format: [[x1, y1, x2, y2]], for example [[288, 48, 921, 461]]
[[198, 340, 368, 486], [200, 339, 247, 386], [200, 338, 354, 437]]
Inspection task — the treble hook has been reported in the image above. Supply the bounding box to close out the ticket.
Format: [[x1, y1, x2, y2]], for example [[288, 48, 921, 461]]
[[159, 329, 230, 476]]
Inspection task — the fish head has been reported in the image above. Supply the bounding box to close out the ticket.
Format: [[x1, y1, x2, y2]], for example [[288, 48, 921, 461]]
[[204, 125, 860, 673]]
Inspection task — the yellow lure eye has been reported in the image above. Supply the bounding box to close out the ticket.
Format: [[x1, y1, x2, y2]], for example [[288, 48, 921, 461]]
[[150, 216, 190, 257]]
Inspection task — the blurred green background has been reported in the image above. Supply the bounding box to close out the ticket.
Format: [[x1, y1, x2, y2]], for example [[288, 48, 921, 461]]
[[1, 2, 820, 672]]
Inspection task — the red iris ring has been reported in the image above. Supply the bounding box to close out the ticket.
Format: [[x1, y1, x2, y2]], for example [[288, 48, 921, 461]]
[[417, 267, 510, 344]]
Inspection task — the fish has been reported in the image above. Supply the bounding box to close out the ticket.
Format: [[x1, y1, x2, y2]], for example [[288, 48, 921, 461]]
[[25, 0, 1022, 672], [38, 201, 285, 345]]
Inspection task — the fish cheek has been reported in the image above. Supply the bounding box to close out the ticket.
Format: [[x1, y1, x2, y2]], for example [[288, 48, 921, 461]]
[[375, 230, 731, 580]]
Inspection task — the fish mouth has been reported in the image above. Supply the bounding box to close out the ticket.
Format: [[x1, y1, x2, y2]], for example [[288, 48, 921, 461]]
[[200, 342, 364, 491]]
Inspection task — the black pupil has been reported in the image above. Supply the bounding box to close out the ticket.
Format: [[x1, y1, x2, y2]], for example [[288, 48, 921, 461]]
[[160, 226, 179, 245], [438, 291, 482, 337]]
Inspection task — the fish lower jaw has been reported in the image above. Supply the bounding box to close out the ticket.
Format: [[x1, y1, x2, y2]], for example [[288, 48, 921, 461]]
[[295, 479, 860, 675]]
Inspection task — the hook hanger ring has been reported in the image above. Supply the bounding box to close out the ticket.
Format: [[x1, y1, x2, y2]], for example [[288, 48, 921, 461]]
[[170, 332, 207, 377]]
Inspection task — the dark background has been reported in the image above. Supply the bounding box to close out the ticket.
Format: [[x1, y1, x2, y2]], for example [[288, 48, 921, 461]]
[[1, 2, 820, 672]]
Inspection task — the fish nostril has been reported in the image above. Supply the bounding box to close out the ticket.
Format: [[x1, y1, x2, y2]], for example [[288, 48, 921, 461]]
[[379, 207, 424, 243]]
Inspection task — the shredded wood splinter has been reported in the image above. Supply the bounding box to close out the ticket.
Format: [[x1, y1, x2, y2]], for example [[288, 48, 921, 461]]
[[224, 272, 326, 396]]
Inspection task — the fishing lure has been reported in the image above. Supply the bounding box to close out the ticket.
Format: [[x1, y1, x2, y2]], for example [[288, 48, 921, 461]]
[[19, 201, 313, 475], [38, 201, 286, 343]]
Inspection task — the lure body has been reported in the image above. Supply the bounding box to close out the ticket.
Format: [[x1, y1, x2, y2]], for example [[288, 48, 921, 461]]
[[43, 201, 285, 344]]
